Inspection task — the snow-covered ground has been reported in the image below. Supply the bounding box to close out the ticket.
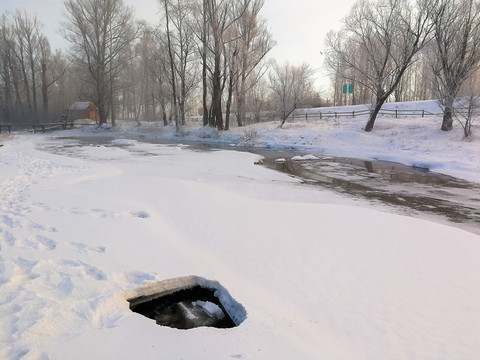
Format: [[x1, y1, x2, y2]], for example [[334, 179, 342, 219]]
[[1, 100, 480, 359]]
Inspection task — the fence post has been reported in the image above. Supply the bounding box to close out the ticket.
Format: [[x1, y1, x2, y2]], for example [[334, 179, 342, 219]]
[[306, 113, 308, 120], [320, 112, 322, 120], [335, 112, 337, 118], [395, 109, 398, 118], [422, 109, 424, 117]]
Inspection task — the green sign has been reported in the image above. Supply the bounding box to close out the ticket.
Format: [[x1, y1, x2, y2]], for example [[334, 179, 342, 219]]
[[342, 84, 354, 94]]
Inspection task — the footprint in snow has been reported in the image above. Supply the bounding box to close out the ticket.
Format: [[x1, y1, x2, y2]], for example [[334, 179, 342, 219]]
[[35, 235, 56, 250], [129, 210, 150, 219], [70, 242, 106, 254], [1, 230, 16, 247], [20, 235, 56, 251], [52, 259, 107, 281], [56, 274, 75, 296], [1, 214, 20, 228], [29, 221, 58, 233], [14, 257, 40, 279], [90, 208, 112, 218], [79, 261, 107, 281]]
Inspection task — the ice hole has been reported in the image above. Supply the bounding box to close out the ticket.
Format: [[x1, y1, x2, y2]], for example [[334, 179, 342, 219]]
[[126, 275, 246, 330]]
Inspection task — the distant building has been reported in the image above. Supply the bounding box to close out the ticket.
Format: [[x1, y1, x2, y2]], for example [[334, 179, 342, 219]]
[[67, 102, 100, 123]]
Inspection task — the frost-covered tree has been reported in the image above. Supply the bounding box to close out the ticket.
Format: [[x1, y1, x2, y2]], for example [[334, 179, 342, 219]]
[[268, 62, 314, 128], [0, 11, 59, 123], [325, 0, 435, 132], [160, 0, 198, 129], [233, 0, 274, 127], [429, 0, 480, 131]]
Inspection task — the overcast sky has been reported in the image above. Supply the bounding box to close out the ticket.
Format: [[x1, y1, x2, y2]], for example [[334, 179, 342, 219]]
[[0, 0, 356, 91]]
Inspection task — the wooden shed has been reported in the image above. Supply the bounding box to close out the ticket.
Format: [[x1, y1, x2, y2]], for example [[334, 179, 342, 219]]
[[67, 102, 100, 123]]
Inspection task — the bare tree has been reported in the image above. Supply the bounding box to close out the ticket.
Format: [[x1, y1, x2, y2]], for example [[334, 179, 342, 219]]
[[132, 26, 156, 122], [138, 26, 172, 125], [0, 14, 15, 123], [160, 0, 198, 129], [198, 0, 210, 126], [326, 0, 435, 132], [246, 76, 269, 123], [234, 0, 274, 127], [12, 11, 43, 121], [200, 0, 251, 130], [429, 0, 480, 131], [47, 49, 71, 117], [62, 0, 138, 125], [162, 0, 180, 129], [453, 76, 479, 138], [268, 62, 314, 128], [0, 11, 56, 124]]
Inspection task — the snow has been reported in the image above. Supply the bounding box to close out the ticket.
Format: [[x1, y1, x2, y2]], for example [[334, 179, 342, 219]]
[[291, 154, 320, 161], [110, 138, 137, 146], [196, 301, 225, 319], [1, 99, 480, 359]]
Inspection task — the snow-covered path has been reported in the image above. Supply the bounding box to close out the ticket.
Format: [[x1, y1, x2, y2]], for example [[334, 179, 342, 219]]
[[1, 133, 480, 359]]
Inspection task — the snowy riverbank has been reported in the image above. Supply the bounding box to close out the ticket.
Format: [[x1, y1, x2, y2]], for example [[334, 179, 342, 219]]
[[1, 100, 480, 359], [80, 99, 479, 183]]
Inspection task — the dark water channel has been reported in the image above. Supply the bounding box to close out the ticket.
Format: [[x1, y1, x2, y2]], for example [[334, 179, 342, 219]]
[[257, 148, 480, 235], [45, 135, 480, 235]]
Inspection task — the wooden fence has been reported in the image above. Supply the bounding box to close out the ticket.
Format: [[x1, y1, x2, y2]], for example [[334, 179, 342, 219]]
[[0, 121, 75, 134], [290, 108, 440, 120]]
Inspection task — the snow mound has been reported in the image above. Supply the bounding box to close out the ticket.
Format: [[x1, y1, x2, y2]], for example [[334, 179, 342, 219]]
[[291, 154, 320, 161], [111, 139, 137, 146]]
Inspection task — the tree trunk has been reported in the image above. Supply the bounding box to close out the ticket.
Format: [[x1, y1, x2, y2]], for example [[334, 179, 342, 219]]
[[20, 55, 33, 119], [151, 93, 156, 122], [440, 92, 455, 131], [236, 92, 244, 127], [179, 98, 186, 126], [164, 1, 179, 131], [236, 76, 246, 127], [110, 81, 116, 127], [161, 99, 168, 125], [280, 107, 296, 128], [202, 0, 209, 127], [365, 97, 388, 132], [441, 106, 454, 131], [225, 83, 233, 131], [2, 64, 12, 122], [29, 49, 37, 120], [97, 73, 107, 124], [41, 60, 48, 121], [212, 49, 223, 130]]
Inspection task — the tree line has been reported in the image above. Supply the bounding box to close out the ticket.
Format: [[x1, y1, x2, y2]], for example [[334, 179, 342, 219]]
[[0, 0, 325, 130], [1, 0, 479, 136]]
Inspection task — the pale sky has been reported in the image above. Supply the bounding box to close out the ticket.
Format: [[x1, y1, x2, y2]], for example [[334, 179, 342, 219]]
[[0, 0, 356, 91]]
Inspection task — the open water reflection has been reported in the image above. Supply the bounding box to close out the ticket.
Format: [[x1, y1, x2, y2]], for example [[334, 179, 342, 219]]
[[260, 150, 480, 235]]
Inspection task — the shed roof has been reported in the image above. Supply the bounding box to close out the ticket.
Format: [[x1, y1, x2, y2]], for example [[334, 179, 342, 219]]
[[70, 102, 93, 110]]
